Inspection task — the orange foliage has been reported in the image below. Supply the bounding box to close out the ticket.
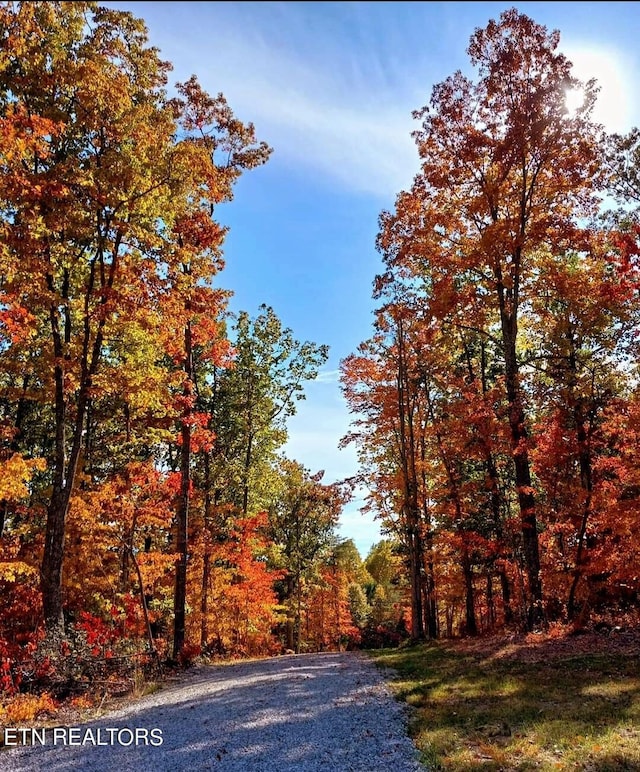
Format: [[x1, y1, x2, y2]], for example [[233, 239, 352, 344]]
[[1, 692, 57, 723], [188, 512, 283, 657]]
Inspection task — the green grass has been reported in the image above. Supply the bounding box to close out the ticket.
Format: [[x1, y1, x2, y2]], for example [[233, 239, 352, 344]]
[[368, 639, 640, 771]]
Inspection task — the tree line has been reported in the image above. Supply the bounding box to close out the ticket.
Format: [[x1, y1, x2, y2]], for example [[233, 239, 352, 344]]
[[341, 9, 640, 638]]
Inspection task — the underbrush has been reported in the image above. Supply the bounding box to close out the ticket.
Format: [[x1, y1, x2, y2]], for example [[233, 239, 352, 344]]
[[0, 620, 171, 738]]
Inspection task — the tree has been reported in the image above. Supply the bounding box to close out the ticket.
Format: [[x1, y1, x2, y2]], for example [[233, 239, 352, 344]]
[[341, 296, 440, 640], [268, 458, 350, 652], [0, 1, 174, 635], [347, 582, 370, 628], [377, 9, 602, 628], [162, 78, 271, 659], [214, 306, 329, 517]]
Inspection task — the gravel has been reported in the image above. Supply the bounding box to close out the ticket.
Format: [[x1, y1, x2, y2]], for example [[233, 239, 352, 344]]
[[1, 651, 427, 771]]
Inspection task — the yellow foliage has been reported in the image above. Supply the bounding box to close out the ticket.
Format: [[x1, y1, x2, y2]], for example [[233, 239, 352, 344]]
[[0, 454, 45, 501], [0, 560, 38, 582], [69, 694, 94, 710]]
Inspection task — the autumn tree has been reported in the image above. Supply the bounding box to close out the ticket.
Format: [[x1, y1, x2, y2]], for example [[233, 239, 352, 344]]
[[525, 243, 637, 620], [185, 510, 282, 657], [0, 1, 172, 636], [186, 306, 326, 654], [360, 539, 409, 644], [331, 538, 372, 638], [377, 9, 603, 628], [162, 77, 271, 659], [341, 291, 442, 640]]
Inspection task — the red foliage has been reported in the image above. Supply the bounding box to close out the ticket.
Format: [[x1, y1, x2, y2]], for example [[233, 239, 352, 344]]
[[75, 612, 117, 658]]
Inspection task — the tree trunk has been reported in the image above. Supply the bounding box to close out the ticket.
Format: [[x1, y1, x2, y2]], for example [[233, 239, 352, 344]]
[[420, 437, 438, 639], [565, 335, 594, 622], [41, 343, 90, 633], [500, 306, 543, 629], [485, 454, 514, 625], [285, 574, 295, 650], [408, 523, 425, 639], [173, 319, 193, 659], [422, 564, 438, 639], [200, 452, 213, 649], [486, 574, 495, 627], [130, 546, 156, 656], [396, 317, 425, 640], [200, 552, 210, 649], [567, 416, 593, 620], [462, 541, 478, 636], [41, 241, 121, 637]]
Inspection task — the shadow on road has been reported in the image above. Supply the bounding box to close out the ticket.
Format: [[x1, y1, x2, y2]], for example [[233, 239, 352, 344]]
[[1, 652, 424, 771]]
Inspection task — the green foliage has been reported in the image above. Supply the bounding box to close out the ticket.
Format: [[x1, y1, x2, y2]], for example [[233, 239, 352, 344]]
[[207, 305, 328, 516], [347, 582, 370, 627], [365, 540, 401, 587]]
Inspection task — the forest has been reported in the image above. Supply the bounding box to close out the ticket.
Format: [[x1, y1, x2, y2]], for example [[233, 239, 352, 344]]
[[0, 1, 639, 722]]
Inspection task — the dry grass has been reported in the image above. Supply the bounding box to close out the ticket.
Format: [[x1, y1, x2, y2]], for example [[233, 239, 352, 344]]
[[368, 628, 640, 771]]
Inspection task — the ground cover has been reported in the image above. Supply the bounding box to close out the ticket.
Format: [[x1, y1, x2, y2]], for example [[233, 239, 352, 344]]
[[369, 628, 640, 770]]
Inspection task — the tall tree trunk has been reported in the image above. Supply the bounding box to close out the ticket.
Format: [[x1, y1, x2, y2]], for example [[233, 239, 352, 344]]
[[499, 569, 513, 625], [334, 562, 341, 651], [424, 374, 477, 636], [41, 395, 90, 633], [461, 541, 478, 636], [130, 546, 156, 657], [500, 300, 543, 629], [41, 314, 90, 634], [479, 339, 513, 625], [173, 318, 193, 658], [420, 437, 438, 638], [396, 317, 425, 640], [486, 574, 495, 627], [200, 552, 211, 650], [566, 334, 593, 621], [485, 452, 514, 624], [200, 453, 213, 649], [567, 416, 593, 621], [422, 559, 438, 639]]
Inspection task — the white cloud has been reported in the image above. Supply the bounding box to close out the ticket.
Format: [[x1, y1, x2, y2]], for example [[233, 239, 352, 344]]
[[232, 78, 417, 197], [210, 37, 418, 197], [314, 369, 341, 384], [137, 4, 421, 199]]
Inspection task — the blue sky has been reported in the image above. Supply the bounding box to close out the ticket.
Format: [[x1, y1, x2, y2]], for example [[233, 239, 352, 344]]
[[108, 1, 640, 557]]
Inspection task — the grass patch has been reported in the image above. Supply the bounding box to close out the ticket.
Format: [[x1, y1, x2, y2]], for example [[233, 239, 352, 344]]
[[368, 634, 640, 771]]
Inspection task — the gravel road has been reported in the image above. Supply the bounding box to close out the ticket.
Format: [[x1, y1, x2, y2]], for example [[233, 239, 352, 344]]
[[1, 651, 427, 771]]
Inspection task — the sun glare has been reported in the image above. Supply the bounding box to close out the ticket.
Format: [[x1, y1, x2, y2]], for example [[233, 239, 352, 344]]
[[563, 46, 631, 132]]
